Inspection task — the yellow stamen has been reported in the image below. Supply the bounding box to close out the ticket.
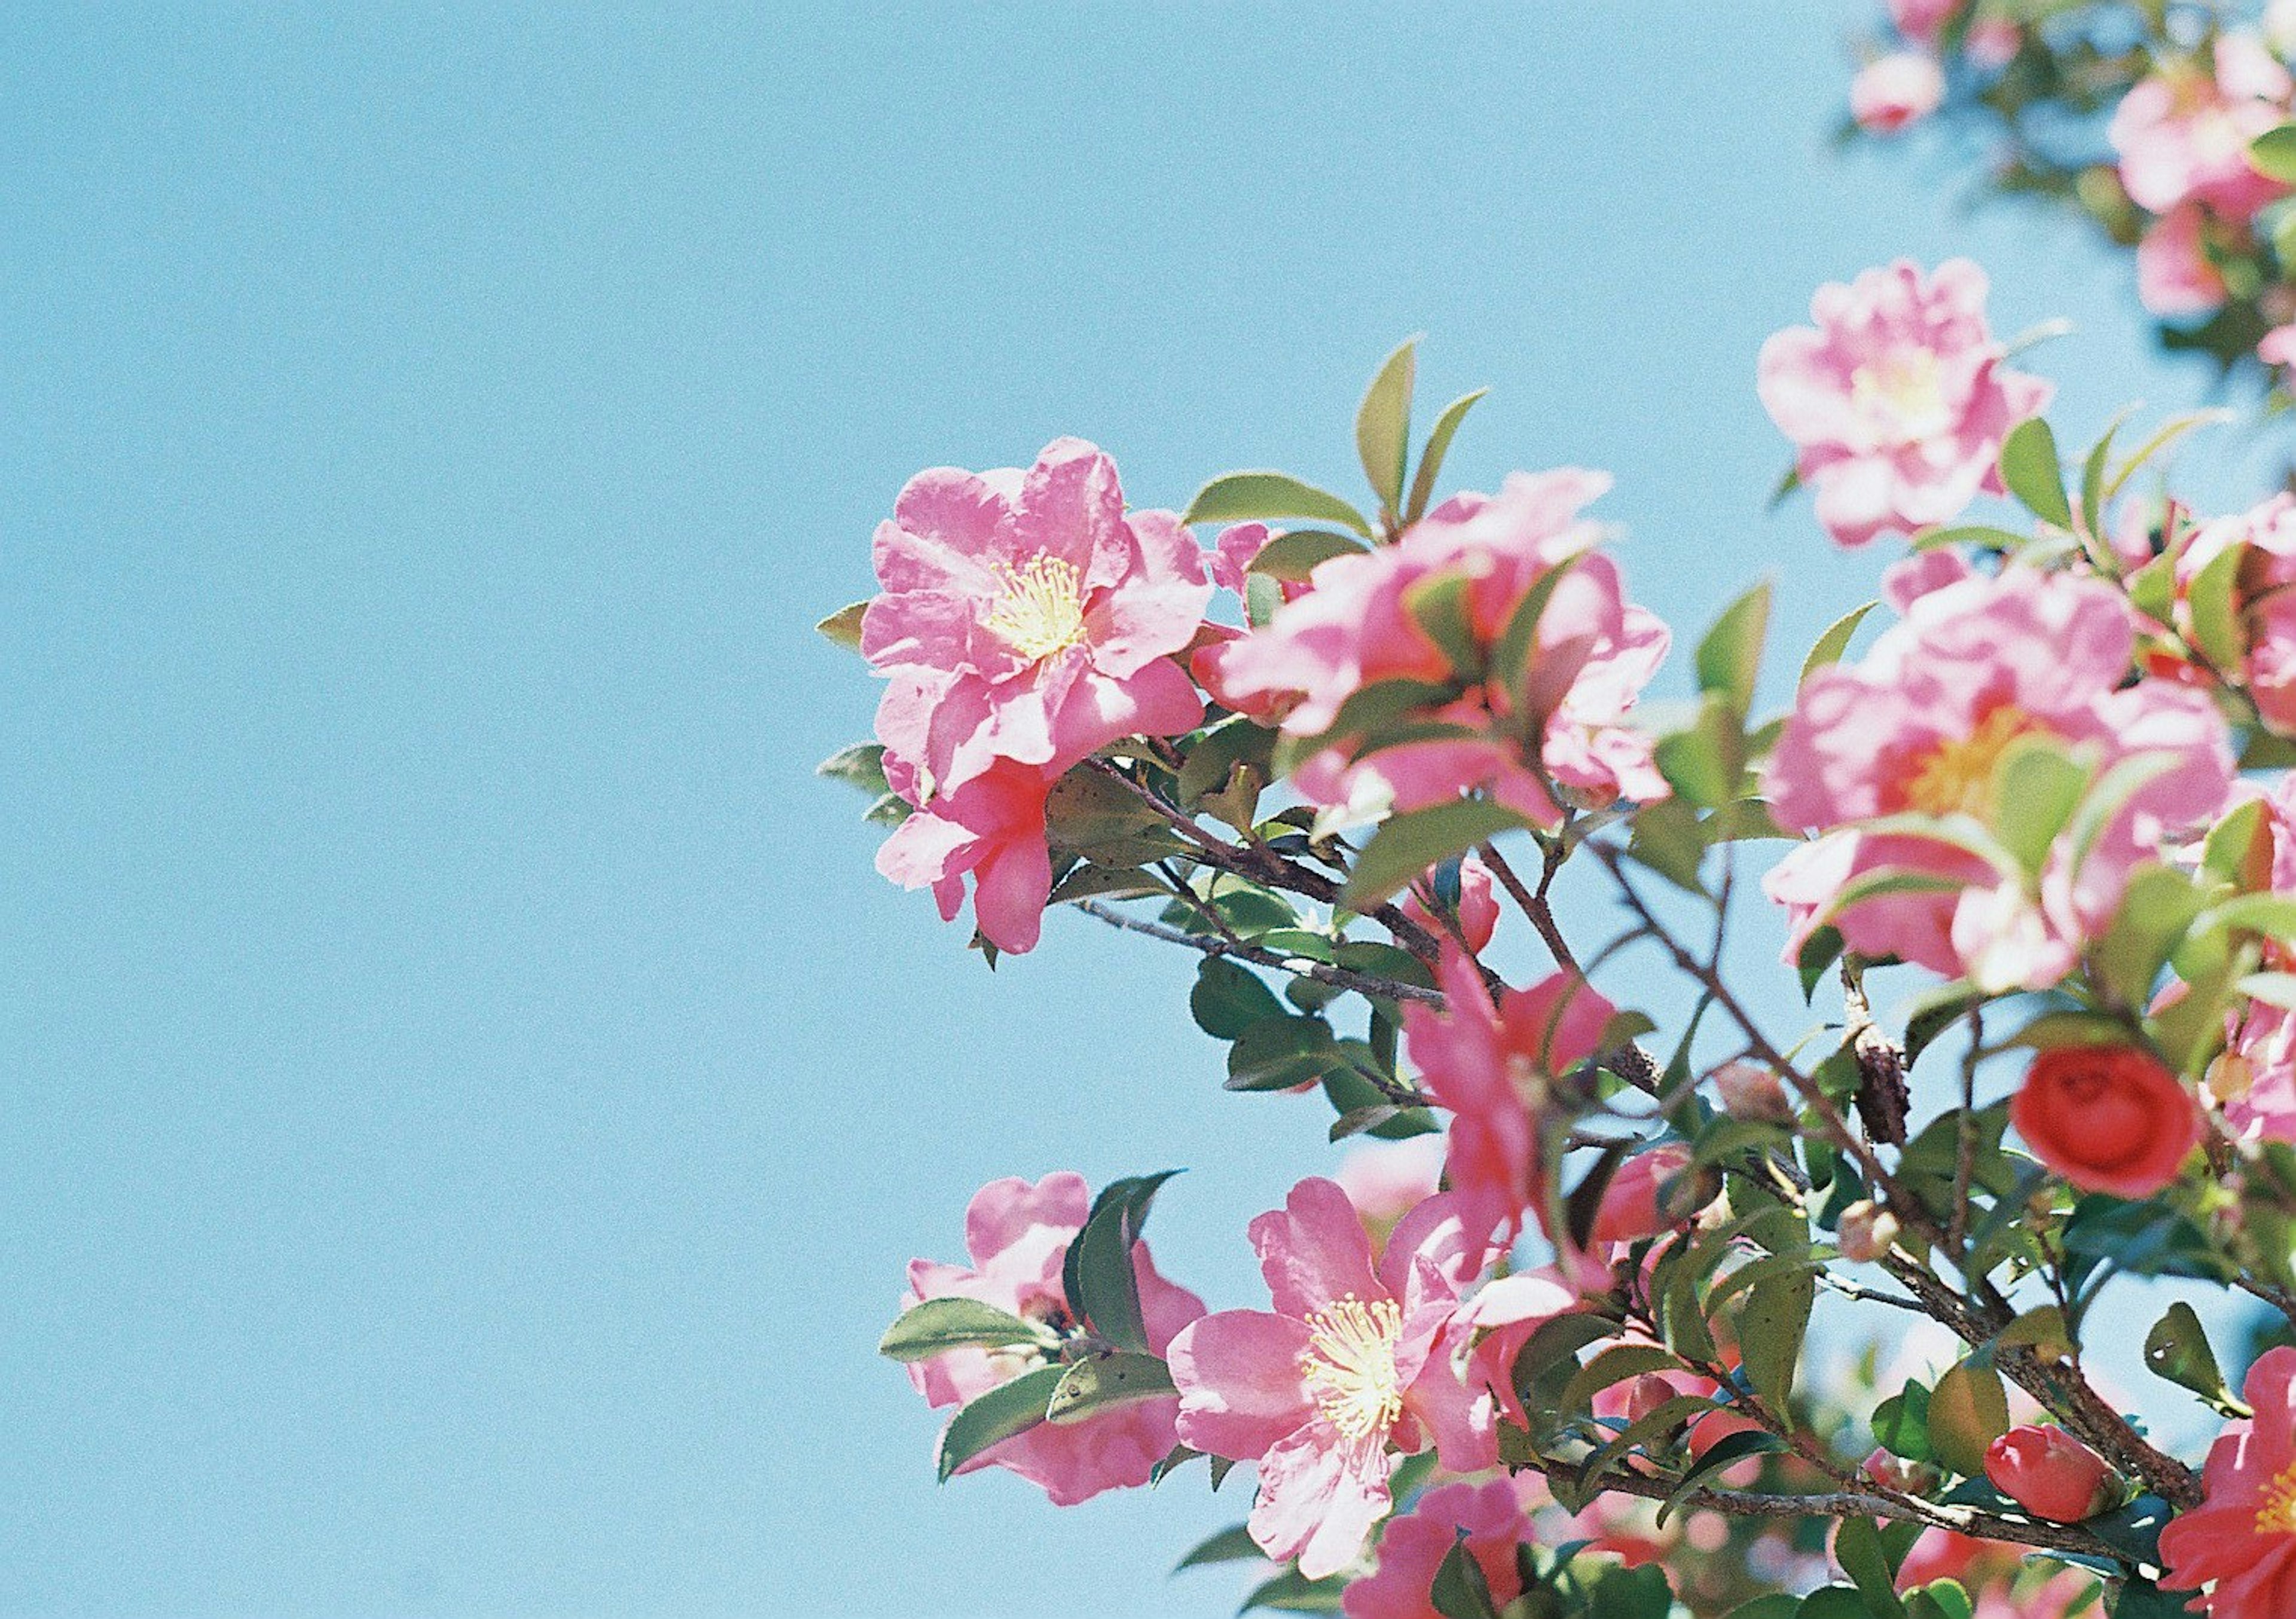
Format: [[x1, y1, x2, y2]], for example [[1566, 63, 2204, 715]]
[[1849, 349, 1952, 443], [1298, 1296, 1405, 1441], [983, 555, 1088, 661], [2257, 1459, 2296, 1536], [1899, 706, 2039, 819]]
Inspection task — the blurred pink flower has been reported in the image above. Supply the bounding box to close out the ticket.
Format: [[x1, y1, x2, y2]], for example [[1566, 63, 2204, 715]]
[[1167, 1180, 1497, 1578], [1401, 852, 1501, 953], [2159, 1346, 2296, 1615], [1343, 1480, 1528, 1619], [865, 437, 1210, 797], [1335, 1136, 1449, 1233], [2111, 35, 2292, 221], [2184, 493, 2296, 737], [1758, 259, 2051, 546], [1765, 566, 2233, 987], [2263, 323, 2296, 369], [1888, 0, 1958, 45], [902, 1172, 1205, 1505], [1852, 53, 1944, 134], [1587, 1143, 1712, 1246], [1403, 945, 1617, 1257]]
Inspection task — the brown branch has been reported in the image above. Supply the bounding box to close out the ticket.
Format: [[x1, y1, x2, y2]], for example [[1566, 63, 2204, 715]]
[[1071, 899, 1446, 1011], [1480, 839, 1580, 975]]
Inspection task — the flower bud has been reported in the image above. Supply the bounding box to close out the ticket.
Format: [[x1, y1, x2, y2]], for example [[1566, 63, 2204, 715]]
[[1712, 1060, 1796, 1125], [1626, 1372, 1684, 1427], [1836, 1200, 1899, 1263], [1862, 1447, 1941, 1495], [1983, 1425, 2117, 1523]]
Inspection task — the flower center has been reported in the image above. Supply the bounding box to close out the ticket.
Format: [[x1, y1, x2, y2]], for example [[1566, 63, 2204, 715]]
[[1849, 349, 1953, 443], [1900, 706, 2040, 820], [1298, 1295, 1405, 1441], [2258, 1459, 2296, 1536], [984, 555, 1088, 661]]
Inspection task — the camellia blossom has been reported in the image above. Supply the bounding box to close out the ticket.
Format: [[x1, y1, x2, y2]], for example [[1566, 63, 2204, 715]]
[[1887, 0, 1956, 45], [902, 1172, 1205, 1505], [1342, 1480, 1528, 1619], [864, 437, 1212, 799], [1758, 259, 2052, 546], [2138, 206, 2230, 317], [1167, 1180, 1497, 1578], [2159, 1346, 2296, 1615], [1984, 1426, 2116, 1523], [874, 757, 1057, 954], [1207, 469, 1669, 830], [1403, 944, 1618, 1258], [1586, 1142, 1714, 1247], [1766, 565, 2234, 989], [2012, 1045, 2201, 1199], [2263, 324, 2296, 371], [2180, 493, 2296, 737], [1401, 853, 1501, 954], [2109, 35, 2292, 222], [1335, 1136, 1449, 1235], [1852, 53, 1945, 135]]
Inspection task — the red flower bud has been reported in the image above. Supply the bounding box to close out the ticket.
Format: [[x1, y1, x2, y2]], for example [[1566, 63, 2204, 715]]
[[1983, 1425, 2117, 1523], [2010, 1045, 2200, 1199]]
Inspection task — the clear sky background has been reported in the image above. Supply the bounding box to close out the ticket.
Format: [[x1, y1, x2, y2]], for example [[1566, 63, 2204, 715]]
[[0, 5, 2273, 1617]]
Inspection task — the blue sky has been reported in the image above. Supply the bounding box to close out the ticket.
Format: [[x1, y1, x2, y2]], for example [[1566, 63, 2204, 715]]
[[0, 4, 2264, 1616]]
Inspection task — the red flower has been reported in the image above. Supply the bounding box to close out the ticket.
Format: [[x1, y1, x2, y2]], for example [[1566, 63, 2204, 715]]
[[2010, 1045, 2200, 1198]]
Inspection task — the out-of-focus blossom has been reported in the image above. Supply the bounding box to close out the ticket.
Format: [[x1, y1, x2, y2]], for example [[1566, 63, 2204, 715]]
[[2110, 36, 2292, 221], [1758, 259, 2051, 546], [1402, 853, 1501, 953], [1853, 52, 1945, 134], [1335, 1135, 1448, 1234], [2138, 206, 2229, 316]]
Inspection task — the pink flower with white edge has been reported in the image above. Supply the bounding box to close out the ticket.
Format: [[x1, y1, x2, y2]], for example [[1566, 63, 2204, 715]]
[[863, 437, 1211, 798], [1853, 53, 1944, 134], [1403, 944, 1618, 1258], [1167, 1181, 1497, 1578], [1766, 566, 2234, 988], [874, 757, 1057, 955], [902, 1172, 1205, 1505], [2263, 324, 2296, 371], [1343, 1480, 1528, 1619], [1758, 259, 2052, 547], [2138, 206, 2228, 317], [1208, 469, 1669, 829], [2158, 1346, 2296, 1615], [2181, 493, 2296, 736], [1402, 852, 1501, 953], [2111, 35, 2292, 221]]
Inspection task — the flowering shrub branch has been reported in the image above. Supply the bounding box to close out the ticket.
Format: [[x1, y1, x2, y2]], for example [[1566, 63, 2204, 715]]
[[825, 265, 2296, 1615]]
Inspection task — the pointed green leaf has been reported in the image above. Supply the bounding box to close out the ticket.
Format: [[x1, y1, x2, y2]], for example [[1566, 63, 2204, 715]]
[[1184, 472, 1375, 540], [1800, 601, 1879, 689], [936, 1364, 1064, 1481], [2252, 124, 2296, 183], [1999, 416, 2071, 529], [1696, 581, 1773, 714], [2144, 1300, 2231, 1409], [1247, 529, 1370, 581], [1174, 1523, 1263, 1572], [1739, 1267, 1815, 1419], [1405, 388, 1489, 524], [816, 600, 869, 650], [880, 1296, 1045, 1361], [1356, 337, 1419, 519], [817, 741, 891, 796], [1341, 799, 1531, 910], [1047, 1352, 1176, 1424]]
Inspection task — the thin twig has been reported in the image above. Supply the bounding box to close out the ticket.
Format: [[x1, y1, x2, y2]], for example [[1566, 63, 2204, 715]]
[[1481, 840, 1580, 974], [1072, 899, 1446, 1008]]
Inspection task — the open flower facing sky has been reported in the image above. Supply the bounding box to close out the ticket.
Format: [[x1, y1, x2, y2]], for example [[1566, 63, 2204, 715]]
[[902, 1173, 1204, 1505], [1757, 258, 2051, 546], [2160, 1346, 2296, 1616], [1167, 1180, 1495, 1578]]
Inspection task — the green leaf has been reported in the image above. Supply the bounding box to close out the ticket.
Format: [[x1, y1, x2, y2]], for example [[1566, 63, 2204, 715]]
[[1796, 1592, 1871, 1619], [1173, 1524, 1262, 1572], [2187, 536, 2247, 669], [817, 741, 890, 796], [1429, 1536, 1500, 1619], [1405, 389, 1489, 524], [2143, 1300, 2231, 1409], [1910, 523, 2032, 552], [2095, 864, 2208, 1009], [2203, 798, 2273, 891], [1225, 1015, 1344, 1091], [1871, 1381, 1934, 1462], [1990, 736, 2088, 874], [880, 1297, 1044, 1361], [1999, 416, 2072, 529], [2253, 123, 2296, 183], [1726, 1600, 1803, 1619], [1800, 601, 1879, 689], [1246, 529, 1370, 581], [816, 599, 868, 650], [1584, 1562, 1675, 1619], [1047, 1351, 1176, 1423], [1062, 1171, 1183, 1353], [1559, 1342, 1688, 1417], [1192, 958, 1286, 1040], [1654, 692, 1747, 810], [1356, 337, 1419, 520], [1403, 572, 1483, 678], [1833, 1517, 1908, 1618], [1739, 1267, 1815, 1418], [1697, 581, 1773, 714], [1654, 1428, 1787, 1526], [1183, 471, 1375, 540], [1927, 1361, 2009, 1479], [2112, 1578, 2197, 1619], [1239, 1568, 1347, 1612], [1905, 1583, 1972, 1619], [1341, 799, 1531, 910], [937, 1364, 1064, 1481]]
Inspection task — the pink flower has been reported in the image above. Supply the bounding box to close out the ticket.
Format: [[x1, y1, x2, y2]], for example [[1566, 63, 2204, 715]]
[[2159, 1346, 2296, 1615], [1853, 53, 1945, 134], [1335, 1136, 1449, 1232], [1455, 1269, 1580, 1429], [2218, 778, 2296, 1144], [864, 438, 1211, 798], [1983, 1425, 2117, 1522], [1167, 1181, 1497, 1578], [1343, 1480, 1528, 1619], [1208, 470, 1669, 830], [2183, 493, 2296, 735], [2138, 206, 2229, 317], [1888, 0, 1958, 45], [2111, 36, 2292, 221], [2263, 324, 2296, 369], [874, 757, 1057, 954], [1758, 259, 2052, 546], [902, 1172, 1206, 1505], [1765, 566, 2234, 988], [1403, 945, 1618, 1257], [1402, 852, 1501, 953], [1587, 1143, 1712, 1246], [2013, 1045, 2201, 1199], [1964, 19, 2022, 71]]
